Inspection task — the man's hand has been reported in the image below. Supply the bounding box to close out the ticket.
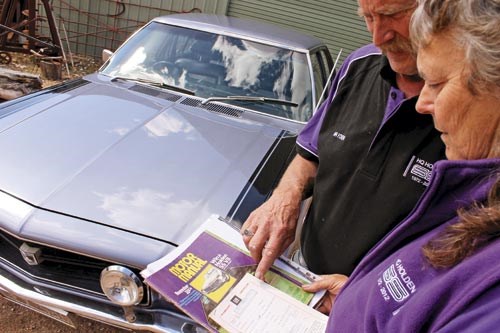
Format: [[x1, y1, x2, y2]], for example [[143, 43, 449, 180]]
[[302, 274, 348, 315], [240, 155, 317, 280], [241, 192, 301, 279]]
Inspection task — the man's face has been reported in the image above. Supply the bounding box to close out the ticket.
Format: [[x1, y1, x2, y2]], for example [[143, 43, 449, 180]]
[[358, 0, 417, 75]]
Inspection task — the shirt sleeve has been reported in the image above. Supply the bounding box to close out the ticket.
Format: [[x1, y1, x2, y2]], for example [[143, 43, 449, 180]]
[[295, 98, 329, 161], [295, 49, 357, 162]]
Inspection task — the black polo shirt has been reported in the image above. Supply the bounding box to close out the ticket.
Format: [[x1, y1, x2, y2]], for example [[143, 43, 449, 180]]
[[296, 44, 446, 275]]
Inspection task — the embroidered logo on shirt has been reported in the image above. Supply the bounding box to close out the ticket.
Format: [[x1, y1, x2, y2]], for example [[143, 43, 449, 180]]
[[332, 131, 346, 141], [378, 259, 416, 303], [403, 155, 433, 187]]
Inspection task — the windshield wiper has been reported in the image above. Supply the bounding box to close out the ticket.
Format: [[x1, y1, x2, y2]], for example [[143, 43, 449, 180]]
[[110, 76, 195, 96], [201, 96, 298, 107]]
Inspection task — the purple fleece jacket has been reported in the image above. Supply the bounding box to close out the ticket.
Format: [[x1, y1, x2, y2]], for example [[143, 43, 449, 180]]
[[327, 158, 500, 332]]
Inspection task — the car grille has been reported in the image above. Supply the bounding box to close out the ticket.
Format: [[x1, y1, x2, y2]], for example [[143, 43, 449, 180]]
[[0, 230, 149, 305]]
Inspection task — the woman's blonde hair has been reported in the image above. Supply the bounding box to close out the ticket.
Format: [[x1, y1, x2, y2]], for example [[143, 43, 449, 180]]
[[410, 0, 500, 94]]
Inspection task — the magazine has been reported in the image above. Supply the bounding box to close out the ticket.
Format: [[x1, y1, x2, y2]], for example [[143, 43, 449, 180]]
[[141, 214, 327, 333]]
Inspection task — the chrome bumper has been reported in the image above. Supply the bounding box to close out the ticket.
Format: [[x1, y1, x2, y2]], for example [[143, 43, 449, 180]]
[[0, 265, 202, 333]]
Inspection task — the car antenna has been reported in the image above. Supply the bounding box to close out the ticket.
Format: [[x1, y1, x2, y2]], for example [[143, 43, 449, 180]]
[[314, 48, 343, 112]]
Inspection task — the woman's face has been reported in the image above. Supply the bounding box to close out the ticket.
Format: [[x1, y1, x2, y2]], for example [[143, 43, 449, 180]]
[[416, 33, 500, 160]]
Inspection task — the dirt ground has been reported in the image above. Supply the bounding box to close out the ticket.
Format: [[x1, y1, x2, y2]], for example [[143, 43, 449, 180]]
[[1, 52, 102, 89], [0, 297, 132, 333], [0, 53, 136, 333]]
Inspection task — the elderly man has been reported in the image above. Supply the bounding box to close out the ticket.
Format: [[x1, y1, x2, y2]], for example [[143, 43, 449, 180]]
[[241, 0, 446, 282]]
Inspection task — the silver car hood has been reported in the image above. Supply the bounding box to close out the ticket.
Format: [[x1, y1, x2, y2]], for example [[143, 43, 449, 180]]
[[0, 75, 290, 248]]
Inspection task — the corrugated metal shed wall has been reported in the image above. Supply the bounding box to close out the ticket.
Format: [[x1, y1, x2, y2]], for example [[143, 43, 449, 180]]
[[40, 0, 370, 61], [41, 0, 229, 59], [226, 0, 372, 63]]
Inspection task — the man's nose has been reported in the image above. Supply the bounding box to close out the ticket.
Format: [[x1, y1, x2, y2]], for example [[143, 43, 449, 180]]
[[372, 18, 395, 46]]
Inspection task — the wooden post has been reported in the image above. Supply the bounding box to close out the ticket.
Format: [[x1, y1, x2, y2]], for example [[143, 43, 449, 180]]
[[39, 60, 62, 80]]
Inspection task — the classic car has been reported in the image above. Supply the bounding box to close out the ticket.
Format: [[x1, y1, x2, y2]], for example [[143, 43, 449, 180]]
[[0, 13, 333, 332]]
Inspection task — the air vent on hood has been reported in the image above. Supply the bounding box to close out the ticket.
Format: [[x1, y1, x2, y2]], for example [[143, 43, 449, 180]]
[[203, 102, 243, 118], [180, 97, 243, 118], [129, 85, 181, 102], [180, 97, 200, 107]]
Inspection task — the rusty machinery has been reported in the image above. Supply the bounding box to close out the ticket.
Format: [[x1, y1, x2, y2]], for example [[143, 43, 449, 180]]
[[0, 0, 62, 64]]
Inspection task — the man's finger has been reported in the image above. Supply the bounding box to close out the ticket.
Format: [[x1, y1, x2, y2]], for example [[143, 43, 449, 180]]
[[242, 228, 255, 237], [247, 242, 262, 263], [241, 226, 257, 248], [241, 215, 257, 245], [255, 250, 277, 280], [254, 238, 282, 280], [247, 226, 270, 263]]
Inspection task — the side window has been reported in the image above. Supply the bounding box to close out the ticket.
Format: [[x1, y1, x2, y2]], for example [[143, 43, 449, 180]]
[[320, 49, 336, 104], [320, 49, 334, 76], [310, 51, 326, 106], [311, 48, 335, 111]]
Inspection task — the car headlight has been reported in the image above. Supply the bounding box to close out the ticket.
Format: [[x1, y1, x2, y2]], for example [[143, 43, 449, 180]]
[[100, 265, 144, 306]]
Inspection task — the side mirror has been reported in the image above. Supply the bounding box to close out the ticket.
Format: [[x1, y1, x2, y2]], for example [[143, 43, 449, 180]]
[[102, 49, 114, 62]]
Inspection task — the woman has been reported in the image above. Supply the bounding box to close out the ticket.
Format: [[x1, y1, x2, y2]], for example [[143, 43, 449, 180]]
[[305, 0, 500, 331]]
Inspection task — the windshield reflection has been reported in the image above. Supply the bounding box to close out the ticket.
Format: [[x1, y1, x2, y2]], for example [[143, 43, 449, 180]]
[[100, 22, 313, 121]]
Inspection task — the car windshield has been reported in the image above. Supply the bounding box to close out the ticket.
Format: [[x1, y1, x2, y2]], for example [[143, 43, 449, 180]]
[[100, 21, 314, 121]]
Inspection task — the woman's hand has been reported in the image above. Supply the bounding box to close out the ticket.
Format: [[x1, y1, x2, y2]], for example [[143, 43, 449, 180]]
[[302, 274, 348, 314]]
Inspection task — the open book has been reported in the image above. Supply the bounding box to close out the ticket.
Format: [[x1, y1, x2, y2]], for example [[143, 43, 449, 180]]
[[141, 214, 327, 333]]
